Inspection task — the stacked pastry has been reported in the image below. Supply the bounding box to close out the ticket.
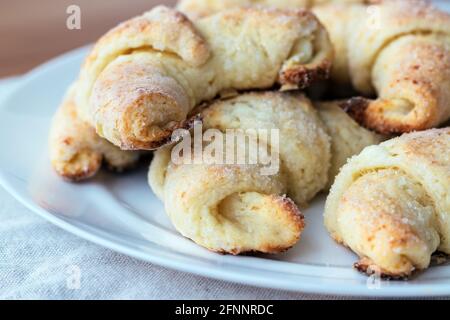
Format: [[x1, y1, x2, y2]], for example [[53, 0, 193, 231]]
[[149, 92, 382, 254], [49, 0, 450, 278], [173, 0, 450, 278], [50, 5, 333, 179], [179, 0, 450, 133]]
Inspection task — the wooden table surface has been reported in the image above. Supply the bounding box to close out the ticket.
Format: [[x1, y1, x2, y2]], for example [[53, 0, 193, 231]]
[[0, 0, 176, 77]]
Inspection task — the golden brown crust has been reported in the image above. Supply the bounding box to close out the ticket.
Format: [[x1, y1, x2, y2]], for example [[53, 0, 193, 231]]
[[149, 92, 380, 255], [314, 0, 450, 133], [354, 251, 450, 280], [120, 110, 203, 151], [82, 6, 210, 71], [354, 258, 412, 280], [325, 128, 450, 278], [272, 195, 306, 243], [74, 6, 210, 150], [211, 195, 305, 255], [73, 6, 332, 150], [280, 58, 331, 89], [149, 92, 325, 254], [338, 97, 370, 126], [56, 150, 102, 182], [190, 0, 450, 133], [49, 85, 140, 181], [202, 92, 332, 207], [365, 34, 450, 134]]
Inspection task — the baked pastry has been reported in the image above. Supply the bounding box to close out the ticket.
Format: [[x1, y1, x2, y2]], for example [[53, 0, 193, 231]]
[[74, 6, 333, 150], [49, 86, 140, 181], [325, 128, 450, 278], [313, 0, 450, 133], [179, 0, 450, 134], [177, 0, 365, 19], [149, 92, 381, 254], [315, 100, 384, 188]]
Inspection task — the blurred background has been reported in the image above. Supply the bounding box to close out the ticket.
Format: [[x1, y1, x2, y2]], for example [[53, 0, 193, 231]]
[[0, 0, 176, 77]]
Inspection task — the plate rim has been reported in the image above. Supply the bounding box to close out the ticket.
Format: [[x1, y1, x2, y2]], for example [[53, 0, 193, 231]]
[[1, 47, 450, 298]]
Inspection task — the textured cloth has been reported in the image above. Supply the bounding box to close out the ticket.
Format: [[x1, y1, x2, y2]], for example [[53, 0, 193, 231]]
[[0, 77, 342, 300], [0, 184, 339, 300]]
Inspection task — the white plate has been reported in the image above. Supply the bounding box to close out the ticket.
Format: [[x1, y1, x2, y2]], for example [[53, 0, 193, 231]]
[[2, 3, 450, 297]]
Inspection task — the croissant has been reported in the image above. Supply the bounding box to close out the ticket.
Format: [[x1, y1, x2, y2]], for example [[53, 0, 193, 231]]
[[49, 86, 140, 181], [315, 100, 384, 188], [325, 128, 450, 278], [149, 92, 381, 254], [314, 0, 450, 133], [178, 0, 450, 134], [73, 6, 333, 150], [177, 0, 365, 19]]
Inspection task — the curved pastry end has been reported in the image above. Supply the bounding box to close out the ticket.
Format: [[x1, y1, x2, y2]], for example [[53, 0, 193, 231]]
[[280, 10, 333, 89], [210, 194, 305, 255], [50, 88, 140, 181], [354, 257, 412, 280], [91, 58, 193, 150]]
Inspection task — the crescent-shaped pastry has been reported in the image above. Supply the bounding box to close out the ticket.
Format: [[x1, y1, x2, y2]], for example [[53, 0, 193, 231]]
[[178, 0, 450, 134], [49, 86, 140, 181], [315, 101, 384, 188], [149, 92, 381, 254], [325, 128, 450, 278], [73, 6, 333, 150], [313, 0, 450, 133]]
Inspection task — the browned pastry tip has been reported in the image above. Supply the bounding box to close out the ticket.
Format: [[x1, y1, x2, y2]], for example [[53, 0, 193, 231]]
[[49, 87, 140, 181]]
